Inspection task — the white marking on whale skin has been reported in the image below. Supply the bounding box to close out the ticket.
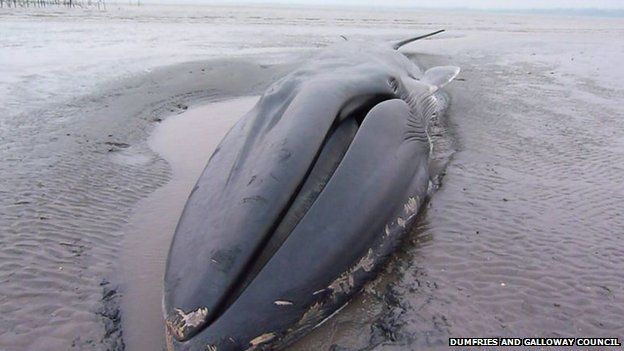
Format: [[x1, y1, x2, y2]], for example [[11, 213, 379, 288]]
[[247, 332, 276, 350], [295, 247, 382, 336], [166, 306, 209, 340], [397, 217, 406, 228], [173, 307, 208, 328], [358, 248, 375, 272], [384, 196, 421, 239], [206, 345, 217, 351], [328, 269, 353, 295], [274, 300, 293, 306], [404, 196, 419, 215], [427, 180, 436, 194], [312, 288, 326, 295], [328, 248, 376, 295]]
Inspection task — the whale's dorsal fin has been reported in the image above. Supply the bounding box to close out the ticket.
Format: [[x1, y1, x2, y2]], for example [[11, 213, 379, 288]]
[[392, 29, 445, 50], [422, 66, 461, 90]]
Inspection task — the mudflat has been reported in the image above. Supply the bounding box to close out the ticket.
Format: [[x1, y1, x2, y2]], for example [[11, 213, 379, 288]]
[[1, 5, 622, 351]]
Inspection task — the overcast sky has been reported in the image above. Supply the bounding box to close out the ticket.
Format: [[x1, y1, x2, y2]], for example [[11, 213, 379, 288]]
[[148, 0, 624, 9]]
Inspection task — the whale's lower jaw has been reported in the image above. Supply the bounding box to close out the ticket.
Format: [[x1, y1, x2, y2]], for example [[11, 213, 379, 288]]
[[167, 190, 429, 351]]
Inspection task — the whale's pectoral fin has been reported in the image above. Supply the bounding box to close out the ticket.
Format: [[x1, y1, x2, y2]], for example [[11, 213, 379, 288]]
[[422, 66, 461, 91]]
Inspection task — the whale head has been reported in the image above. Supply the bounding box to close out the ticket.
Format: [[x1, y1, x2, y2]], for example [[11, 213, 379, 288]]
[[164, 31, 459, 350]]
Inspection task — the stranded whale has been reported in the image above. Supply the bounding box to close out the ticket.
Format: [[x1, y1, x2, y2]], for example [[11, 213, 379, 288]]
[[164, 30, 459, 351]]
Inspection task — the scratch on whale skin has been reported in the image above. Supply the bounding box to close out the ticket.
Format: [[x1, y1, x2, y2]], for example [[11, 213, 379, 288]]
[[289, 195, 426, 344], [165, 307, 209, 341], [327, 248, 375, 295], [404, 196, 419, 216], [397, 217, 406, 228], [245, 332, 276, 351]]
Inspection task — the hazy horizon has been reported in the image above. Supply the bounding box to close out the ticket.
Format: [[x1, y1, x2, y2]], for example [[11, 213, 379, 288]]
[[131, 0, 624, 10]]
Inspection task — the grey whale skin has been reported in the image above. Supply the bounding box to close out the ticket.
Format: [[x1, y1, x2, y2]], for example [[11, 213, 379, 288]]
[[164, 31, 459, 351]]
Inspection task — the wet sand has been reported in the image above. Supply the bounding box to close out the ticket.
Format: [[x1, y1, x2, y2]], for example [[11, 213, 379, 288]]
[[0, 58, 294, 351], [120, 97, 259, 351]]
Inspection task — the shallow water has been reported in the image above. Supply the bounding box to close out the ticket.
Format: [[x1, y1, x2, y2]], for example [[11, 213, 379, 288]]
[[0, 52, 287, 350], [1, 4, 624, 351], [120, 97, 259, 351]]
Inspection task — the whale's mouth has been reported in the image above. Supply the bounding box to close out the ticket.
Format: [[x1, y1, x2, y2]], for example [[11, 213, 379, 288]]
[[165, 93, 393, 342], [219, 94, 393, 307]]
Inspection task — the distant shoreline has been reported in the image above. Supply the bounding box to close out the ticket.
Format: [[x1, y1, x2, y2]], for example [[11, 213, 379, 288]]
[[89, 2, 624, 19], [3, 2, 622, 19]]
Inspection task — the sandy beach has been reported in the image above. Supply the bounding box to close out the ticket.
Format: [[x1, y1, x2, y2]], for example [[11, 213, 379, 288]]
[[1, 4, 623, 351]]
